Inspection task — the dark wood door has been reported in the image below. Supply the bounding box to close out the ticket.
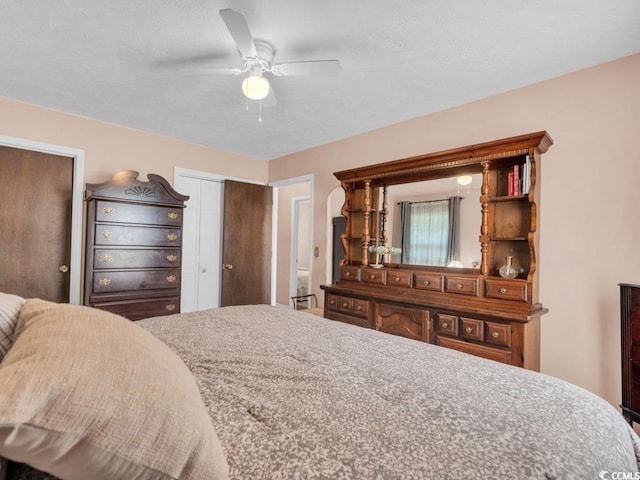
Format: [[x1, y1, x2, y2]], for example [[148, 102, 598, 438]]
[[221, 180, 272, 306], [0, 146, 73, 301]]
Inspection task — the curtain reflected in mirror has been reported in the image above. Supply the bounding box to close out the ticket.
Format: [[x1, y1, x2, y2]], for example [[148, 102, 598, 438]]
[[398, 197, 461, 266], [385, 175, 482, 269]]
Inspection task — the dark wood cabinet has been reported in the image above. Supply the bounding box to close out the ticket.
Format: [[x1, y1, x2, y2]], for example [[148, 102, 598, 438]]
[[84, 171, 188, 320], [322, 132, 552, 370], [621, 283, 640, 424]]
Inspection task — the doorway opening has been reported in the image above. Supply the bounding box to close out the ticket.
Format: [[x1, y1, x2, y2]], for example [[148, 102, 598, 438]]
[[270, 175, 313, 308]]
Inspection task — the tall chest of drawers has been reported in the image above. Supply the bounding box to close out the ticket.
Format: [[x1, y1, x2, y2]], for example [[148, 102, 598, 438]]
[[621, 283, 640, 424], [84, 170, 189, 320]]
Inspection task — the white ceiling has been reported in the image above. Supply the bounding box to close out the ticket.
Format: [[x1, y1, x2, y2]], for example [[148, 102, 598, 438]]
[[2, 1, 639, 160]]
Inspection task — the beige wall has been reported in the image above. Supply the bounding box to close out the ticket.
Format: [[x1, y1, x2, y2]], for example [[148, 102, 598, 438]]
[[269, 53, 640, 407], [0, 97, 267, 184]]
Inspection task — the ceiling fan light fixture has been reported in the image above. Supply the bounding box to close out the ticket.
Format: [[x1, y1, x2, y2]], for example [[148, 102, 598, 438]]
[[242, 74, 270, 100], [456, 175, 473, 186]]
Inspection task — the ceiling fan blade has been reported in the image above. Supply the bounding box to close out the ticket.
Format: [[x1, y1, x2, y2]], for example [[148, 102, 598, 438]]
[[270, 60, 341, 77], [261, 87, 277, 108], [184, 67, 244, 77], [219, 8, 257, 58]]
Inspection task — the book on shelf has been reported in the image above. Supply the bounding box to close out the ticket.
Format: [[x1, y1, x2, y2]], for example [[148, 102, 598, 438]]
[[522, 155, 531, 194]]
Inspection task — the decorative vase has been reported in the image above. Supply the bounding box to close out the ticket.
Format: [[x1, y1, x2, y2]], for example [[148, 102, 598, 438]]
[[499, 256, 518, 279]]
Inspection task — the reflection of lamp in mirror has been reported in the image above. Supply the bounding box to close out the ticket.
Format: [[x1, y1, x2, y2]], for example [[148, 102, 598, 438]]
[[456, 175, 473, 194], [368, 245, 402, 268]]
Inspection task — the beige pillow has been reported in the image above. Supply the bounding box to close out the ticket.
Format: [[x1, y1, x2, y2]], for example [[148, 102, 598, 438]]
[[0, 299, 229, 480], [0, 291, 25, 361]]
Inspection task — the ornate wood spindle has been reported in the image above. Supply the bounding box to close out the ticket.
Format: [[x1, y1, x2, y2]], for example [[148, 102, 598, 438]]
[[480, 161, 491, 275], [340, 182, 351, 265], [362, 180, 371, 266], [381, 185, 389, 262]]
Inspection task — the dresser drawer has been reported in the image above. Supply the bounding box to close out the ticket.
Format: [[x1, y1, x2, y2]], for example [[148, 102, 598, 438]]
[[92, 269, 181, 293], [414, 273, 443, 292], [93, 296, 180, 321], [459, 317, 484, 341], [93, 248, 181, 269], [375, 303, 430, 343], [435, 313, 458, 335], [352, 298, 369, 316], [436, 336, 511, 364], [340, 266, 361, 282], [338, 296, 354, 312], [485, 321, 512, 347], [363, 268, 386, 285], [94, 225, 182, 247], [95, 201, 183, 227], [386, 270, 413, 288], [485, 279, 528, 302], [444, 276, 478, 296], [326, 293, 341, 310]]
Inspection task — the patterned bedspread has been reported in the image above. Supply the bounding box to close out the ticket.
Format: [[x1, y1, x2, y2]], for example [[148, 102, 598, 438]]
[[140, 305, 639, 479], [9, 304, 640, 479]]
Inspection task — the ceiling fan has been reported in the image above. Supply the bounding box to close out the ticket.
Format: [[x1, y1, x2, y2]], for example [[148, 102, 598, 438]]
[[210, 8, 341, 108]]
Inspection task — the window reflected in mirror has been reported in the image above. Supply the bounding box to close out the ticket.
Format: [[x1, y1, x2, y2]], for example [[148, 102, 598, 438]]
[[378, 174, 482, 269]]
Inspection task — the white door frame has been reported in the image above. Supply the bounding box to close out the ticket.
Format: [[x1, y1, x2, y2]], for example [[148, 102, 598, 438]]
[[0, 135, 84, 304], [269, 174, 314, 307]]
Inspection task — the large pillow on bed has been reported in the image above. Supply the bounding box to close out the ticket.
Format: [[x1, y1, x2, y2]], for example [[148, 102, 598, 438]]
[[0, 291, 25, 362], [0, 299, 229, 480]]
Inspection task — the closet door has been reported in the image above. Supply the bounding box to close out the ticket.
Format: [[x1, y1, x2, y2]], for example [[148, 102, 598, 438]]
[[0, 146, 73, 301], [221, 180, 272, 306], [176, 176, 223, 312]]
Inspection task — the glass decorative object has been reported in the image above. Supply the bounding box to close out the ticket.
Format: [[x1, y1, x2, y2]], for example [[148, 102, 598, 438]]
[[499, 256, 518, 279], [368, 245, 402, 268]]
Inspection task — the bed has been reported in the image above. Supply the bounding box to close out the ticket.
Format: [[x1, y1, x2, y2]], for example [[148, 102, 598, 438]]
[[1, 296, 639, 479]]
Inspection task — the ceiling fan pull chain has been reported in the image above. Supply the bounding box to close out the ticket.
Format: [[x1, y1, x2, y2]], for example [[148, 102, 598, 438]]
[[258, 99, 262, 123]]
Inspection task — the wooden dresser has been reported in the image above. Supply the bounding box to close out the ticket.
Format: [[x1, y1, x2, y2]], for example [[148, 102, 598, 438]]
[[621, 283, 640, 424], [321, 132, 553, 370], [84, 171, 189, 320]]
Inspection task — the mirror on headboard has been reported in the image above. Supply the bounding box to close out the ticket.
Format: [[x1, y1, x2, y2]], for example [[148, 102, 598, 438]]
[[376, 174, 483, 269]]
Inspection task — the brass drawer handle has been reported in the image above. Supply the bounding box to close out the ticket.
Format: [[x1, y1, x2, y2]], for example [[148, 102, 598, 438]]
[[342, 302, 348, 308], [500, 287, 508, 294], [166, 303, 176, 311], [167, 233, 178, 241], [100, 255, 112, 263], [423, 280, 430, 286], [166, 275, 177, 283], [168, 212, 179, 220], [345, 271, 351, 277], [101, 231, 112, 239], [465, 326, 473, 333], [99, 278, 111, 286], [441, 322, 449, 329], [456, 283, 464, 290], [103, 207, 114, 215], [491, 331, 500, 338], [394, 275, 401, 282], [356, 305, 362, 311], [369, 274, 376, 279], [166, 254, 178, 262]]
